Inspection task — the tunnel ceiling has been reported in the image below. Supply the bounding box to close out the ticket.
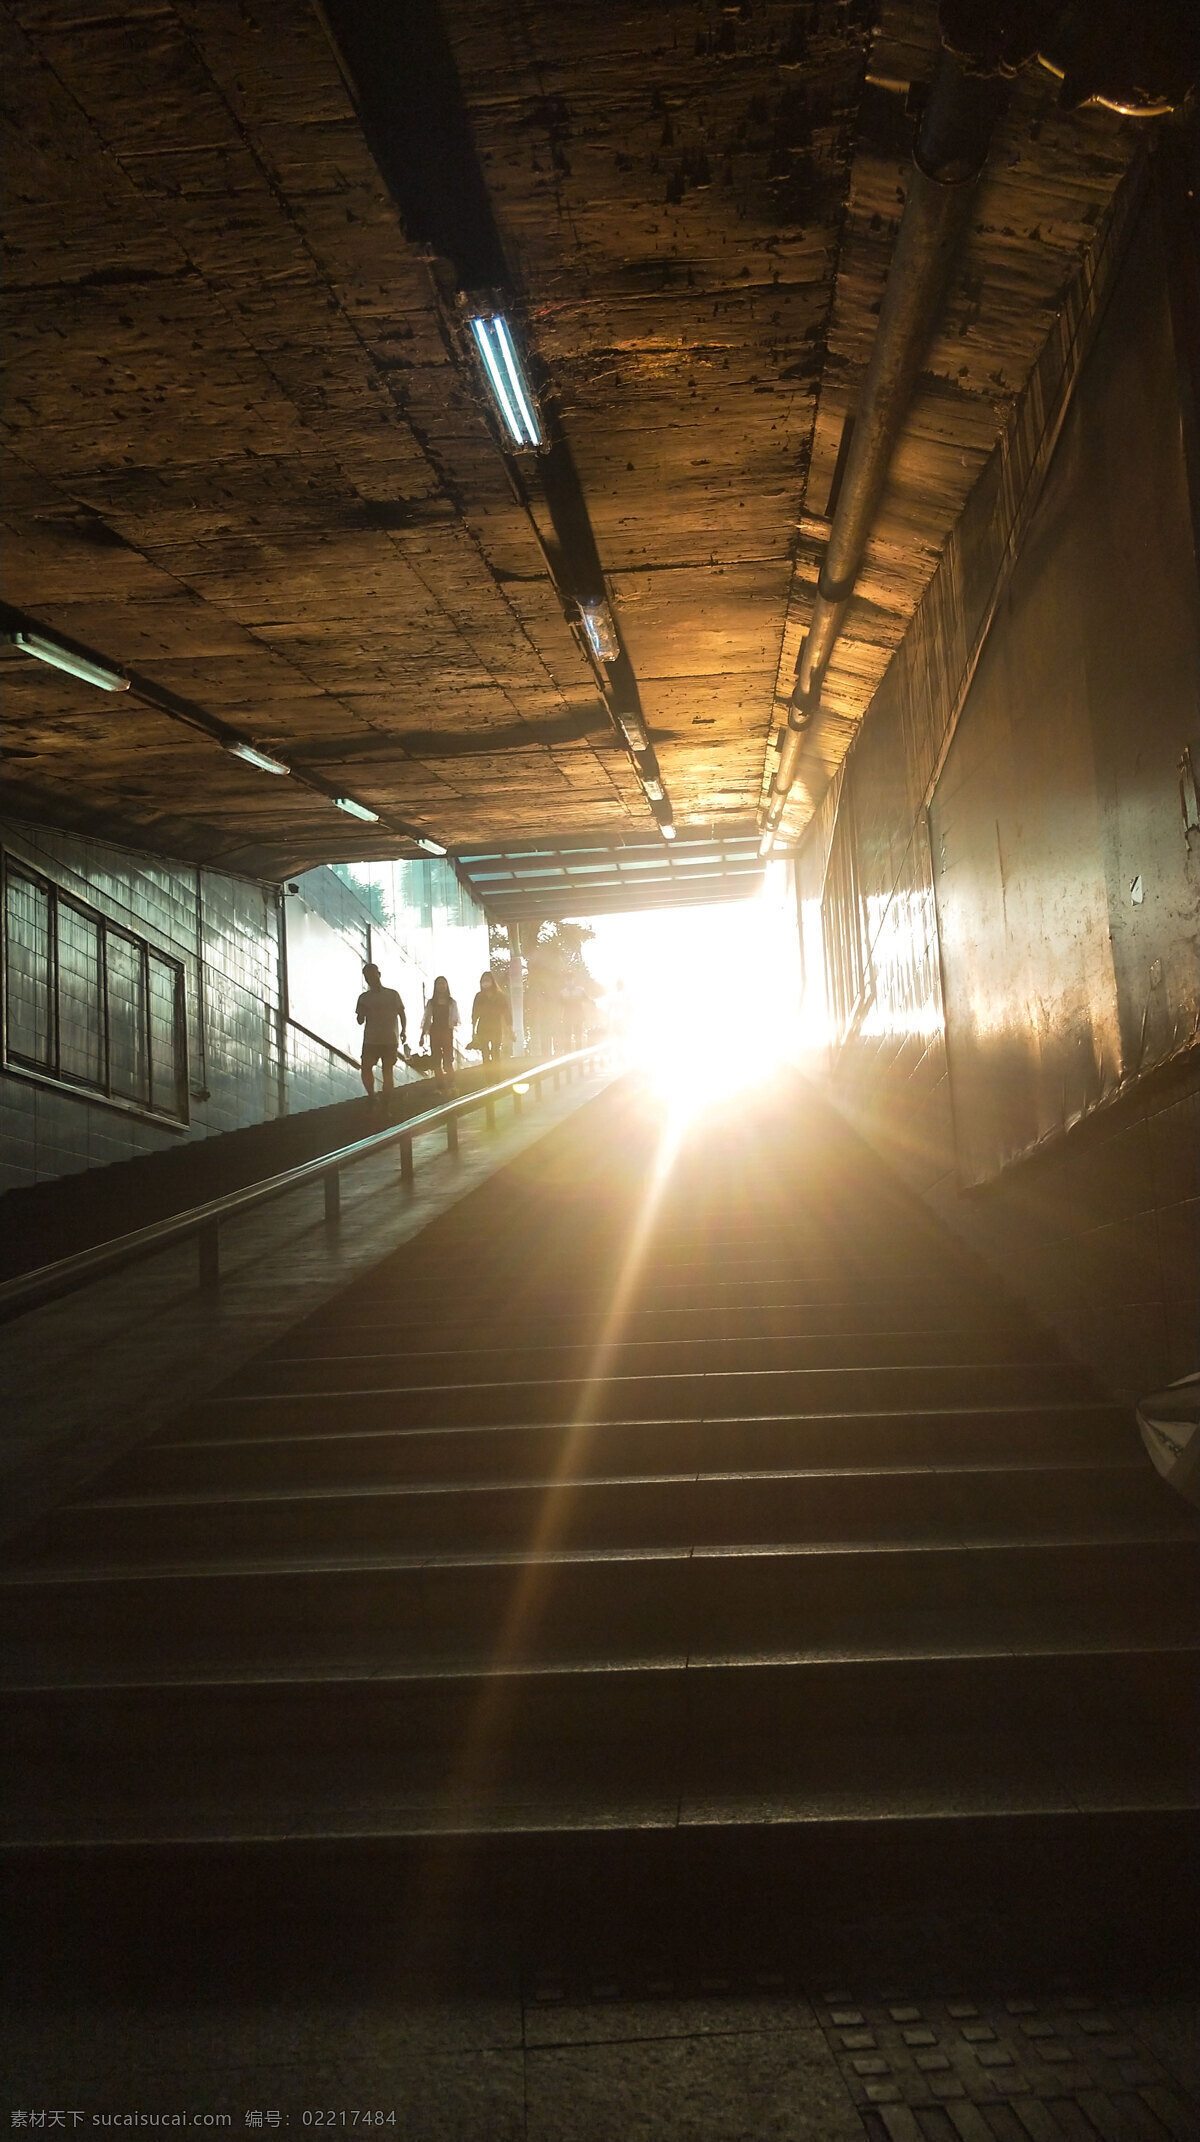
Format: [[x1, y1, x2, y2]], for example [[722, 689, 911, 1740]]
[[1, 0, 1138, 892]]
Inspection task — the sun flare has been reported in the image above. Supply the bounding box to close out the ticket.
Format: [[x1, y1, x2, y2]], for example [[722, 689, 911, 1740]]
[[578, 863, 803, 1126]]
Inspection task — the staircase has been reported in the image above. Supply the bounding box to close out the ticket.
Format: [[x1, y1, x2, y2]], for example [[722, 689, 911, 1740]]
[[2, 1073, 1196, 1975]]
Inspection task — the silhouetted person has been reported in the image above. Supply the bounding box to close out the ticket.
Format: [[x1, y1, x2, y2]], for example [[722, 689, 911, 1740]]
[[471, 971, 509, 1064], [356, 962, 406, 1098], [420, 975, 459, 1082]]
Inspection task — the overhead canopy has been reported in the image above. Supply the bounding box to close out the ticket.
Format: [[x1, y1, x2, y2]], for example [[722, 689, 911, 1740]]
[[1, 0, 1140, 895], [454, 829, 766, 923]]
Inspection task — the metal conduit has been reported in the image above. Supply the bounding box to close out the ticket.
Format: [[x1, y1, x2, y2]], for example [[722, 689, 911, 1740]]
[[765, 48, 1006, 840]]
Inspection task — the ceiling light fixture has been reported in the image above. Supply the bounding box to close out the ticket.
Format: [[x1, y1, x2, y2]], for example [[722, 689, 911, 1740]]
[[614, 708, 650, 754], [661, 822, 677, 842], [758, 829, 775, 858], [413, 835, 447, 857], [227, 741, 291, 776], [469, 314, 542, 448], [580, 600, 619, 662], [12, 628, 130, 693], [333, 795, 379, 823], [643, 776, 665, 803]]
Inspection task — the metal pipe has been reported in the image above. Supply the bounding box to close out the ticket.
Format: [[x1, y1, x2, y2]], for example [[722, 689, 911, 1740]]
[[769, 49, 1005, 824]]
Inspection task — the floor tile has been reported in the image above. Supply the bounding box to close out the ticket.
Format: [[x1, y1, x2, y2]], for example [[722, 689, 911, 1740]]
[[523, 1992, 818, 2047], [525, 2028, 864, 2139]]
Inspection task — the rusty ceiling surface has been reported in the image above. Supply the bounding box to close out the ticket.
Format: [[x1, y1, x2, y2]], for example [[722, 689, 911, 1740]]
[[1, 0, 1140, 888]]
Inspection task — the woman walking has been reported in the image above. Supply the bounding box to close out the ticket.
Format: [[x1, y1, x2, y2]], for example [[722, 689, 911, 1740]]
[[471, 970, 509, 1065], [420, 975, 459, 1082]]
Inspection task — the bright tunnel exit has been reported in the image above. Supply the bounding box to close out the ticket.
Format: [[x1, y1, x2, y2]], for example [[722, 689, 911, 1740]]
[[567, 860, 805, 1122]]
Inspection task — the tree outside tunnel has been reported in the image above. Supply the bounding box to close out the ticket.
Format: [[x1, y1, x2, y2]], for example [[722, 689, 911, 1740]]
[[491, 919, 601, 1059]]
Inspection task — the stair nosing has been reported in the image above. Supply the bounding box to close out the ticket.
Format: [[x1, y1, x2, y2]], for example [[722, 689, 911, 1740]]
[[4, 1527, 1194, 1587], [201, 1363, 1091, 1406], [5, 1638, 1198, 1699], [159, 1399, 1125, 1448], [66, 1454, 1149, 1514]]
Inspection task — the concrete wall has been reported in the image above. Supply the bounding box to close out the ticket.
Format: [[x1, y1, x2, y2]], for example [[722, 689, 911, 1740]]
[[795, 161, 1200, 1401]]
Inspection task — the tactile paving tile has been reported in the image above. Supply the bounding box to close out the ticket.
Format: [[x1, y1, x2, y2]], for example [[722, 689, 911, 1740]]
[[531, 1971, 1198, 2137], [812, 1988, 1198, 2133]]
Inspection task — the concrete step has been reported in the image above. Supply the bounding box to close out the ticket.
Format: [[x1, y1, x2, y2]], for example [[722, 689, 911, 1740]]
[[4, 1561, 1196, 1688], [229, 1328, 1064, 1397], [4, 1811, 1192, 2000], [168, 1360, 1098, 1440], [92, 1401, 1138, 1498], [6, 1645, 1195, 1758], [4, 1536, 1195, 1683], [15, 1457, 1188, 1571], [272, 1304, 1049, 1354], [3, 1673, 1195, 1849], [342, 1257, 996, 1303], [621, 1275, 1003, 1312], [295, 1287, 1015, 1352]]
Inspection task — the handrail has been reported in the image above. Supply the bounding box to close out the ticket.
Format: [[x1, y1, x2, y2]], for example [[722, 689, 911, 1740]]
[[0, 1043, 613, 1323]]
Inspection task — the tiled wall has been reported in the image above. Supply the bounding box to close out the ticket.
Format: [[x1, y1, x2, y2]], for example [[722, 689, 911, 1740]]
[[0, 820, 361, 1190], [1, 825, 496, 1191], [794, 160, 1200, 1402]]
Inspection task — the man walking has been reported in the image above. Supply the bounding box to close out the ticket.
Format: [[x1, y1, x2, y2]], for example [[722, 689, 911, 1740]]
[[356, 961, 406, 1097]]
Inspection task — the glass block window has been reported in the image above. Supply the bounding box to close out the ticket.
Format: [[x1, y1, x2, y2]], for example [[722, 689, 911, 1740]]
[[148, 952, 183, 1116], [2, 856, 187, 1122], [4, 870, 51, 1067], [107, 928, 148, 1104], [57, 902, 103, 1087]]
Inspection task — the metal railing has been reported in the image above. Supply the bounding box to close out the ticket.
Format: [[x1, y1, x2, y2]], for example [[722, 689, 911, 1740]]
[[0, 1043, 614, 1323]]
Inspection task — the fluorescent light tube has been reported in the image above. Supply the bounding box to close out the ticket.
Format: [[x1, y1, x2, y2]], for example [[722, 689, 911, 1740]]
[[493, 316, 541, 446], [13, 629, 129, 692], [414, 836, 447, 857], [580, 601, 619, 662], [661, 822, 677, 841], [471, 319, 520, 438], [227, 741, 290, 776], [333, 795, 379, 823], [469, 315, 541, 448], [758, 830, 775, 858], [643, 776, 665, 802]]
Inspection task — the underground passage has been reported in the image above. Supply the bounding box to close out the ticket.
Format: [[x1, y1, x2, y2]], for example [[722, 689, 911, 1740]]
[[1, 0, 1198, 2133]]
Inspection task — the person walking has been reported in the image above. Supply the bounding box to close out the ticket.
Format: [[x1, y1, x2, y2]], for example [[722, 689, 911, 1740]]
[[355, 962, 406, 1098], [471, 970, 509, 1065], [420, 974, 459, 1082]]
